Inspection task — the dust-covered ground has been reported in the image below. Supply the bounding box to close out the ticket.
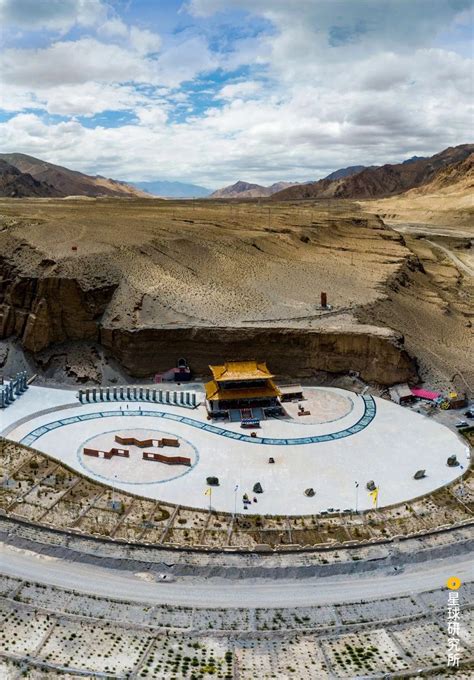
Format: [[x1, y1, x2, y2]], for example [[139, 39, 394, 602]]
[[358, 231, 473, 389], [0, 197, 472, 388], [0, 197, 409, 329]]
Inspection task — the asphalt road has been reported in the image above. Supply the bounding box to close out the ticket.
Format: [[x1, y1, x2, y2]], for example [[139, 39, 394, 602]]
[[2, 543, 472, 608]]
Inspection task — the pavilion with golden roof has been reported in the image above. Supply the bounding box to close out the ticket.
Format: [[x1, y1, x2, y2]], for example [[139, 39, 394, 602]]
[[205, 360, 282, 418]]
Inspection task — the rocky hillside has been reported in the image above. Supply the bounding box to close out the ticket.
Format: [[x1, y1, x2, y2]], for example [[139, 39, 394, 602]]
[[210, 179, 297, 198], [0, 198, 421, 384], [0, 159, 62, 198], [0, 153, 149, 198], [363, 151, 474, 228], [323, 165, 368, 181], [410, 151, 473, 194], [274, 144, 474, 200]]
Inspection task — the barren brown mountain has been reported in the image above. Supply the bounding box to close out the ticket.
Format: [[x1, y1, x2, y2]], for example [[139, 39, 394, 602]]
[[210, 180, 297, 198], [0, 159, 62, 198], [365, 151, 474, 228], [411, 151, 474, 193], [273, 144, 474, 200], [0, 153, 149, 198]]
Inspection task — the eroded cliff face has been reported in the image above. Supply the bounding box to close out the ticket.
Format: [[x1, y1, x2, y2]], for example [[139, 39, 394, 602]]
[[0, 261, 418, 385], [0, 264, 416, 383], [100, 326, 416, 384], [0, 201, 420, 385], [0, 259, 117, 353]]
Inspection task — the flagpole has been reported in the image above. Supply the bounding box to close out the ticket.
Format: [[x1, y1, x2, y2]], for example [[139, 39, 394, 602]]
[[234, 484, 238, 519], [369, 486, 378, 510], [355, 481, 359, 513], [209, 486, 212, 512]]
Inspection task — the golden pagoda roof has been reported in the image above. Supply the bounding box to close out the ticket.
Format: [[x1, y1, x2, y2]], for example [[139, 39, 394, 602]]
[[209, 360, 274, 382], [205, 379, 281, 402]]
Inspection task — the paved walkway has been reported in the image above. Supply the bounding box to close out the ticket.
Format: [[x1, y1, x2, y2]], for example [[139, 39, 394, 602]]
[[4, 386, 468, 514], [19, 395, 376, 448]]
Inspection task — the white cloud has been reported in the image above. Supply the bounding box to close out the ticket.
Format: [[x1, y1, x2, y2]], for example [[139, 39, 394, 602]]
[[0, 83, 38, 112], [135, 106, 168, 127], [0, 0, 106, 32], [129, 26, 162, 55], [97, 17, 129, 39], [0, 0, 471, 186], [217, 81, 262, 99], [0, 39, 150, 87], [0, 78, 151, 118], [1, 49, 471, 189], [151, 36, 218, 87], [97, 19, 162, 56], [98, 20, 162, 54], [189, 0, 474, 79], [0, 31, 213, 113], [44, 83, 150, 117]]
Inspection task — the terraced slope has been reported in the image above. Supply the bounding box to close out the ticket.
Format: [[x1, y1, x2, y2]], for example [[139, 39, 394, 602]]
[[0, 198, 418, 382]]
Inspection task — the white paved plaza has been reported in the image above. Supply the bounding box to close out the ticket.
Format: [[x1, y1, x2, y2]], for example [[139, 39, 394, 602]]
[[1, 385, 469, 515]]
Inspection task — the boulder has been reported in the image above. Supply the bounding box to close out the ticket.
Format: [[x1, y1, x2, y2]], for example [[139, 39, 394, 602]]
[[304, 488, 315, 497], [366, 480, 376, 491], [253, 482, 263, 494], [414, 469, 426, 479], [206, 476, 219, 486]]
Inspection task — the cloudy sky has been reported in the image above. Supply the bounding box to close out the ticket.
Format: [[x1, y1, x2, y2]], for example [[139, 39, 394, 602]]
[[0, 0, 472, 188]]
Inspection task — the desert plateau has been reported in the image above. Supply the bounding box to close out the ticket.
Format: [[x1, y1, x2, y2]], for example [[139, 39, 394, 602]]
[[0, 179, 472, 388]]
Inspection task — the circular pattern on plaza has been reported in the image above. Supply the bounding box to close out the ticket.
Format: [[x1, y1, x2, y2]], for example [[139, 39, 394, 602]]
[[78, 427, 198, 485], [4, 386, 468, 515]]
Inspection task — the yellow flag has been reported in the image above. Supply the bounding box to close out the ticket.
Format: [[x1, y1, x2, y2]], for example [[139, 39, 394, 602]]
[[204, 487, 211, 496], [369, 488, 378, 506]]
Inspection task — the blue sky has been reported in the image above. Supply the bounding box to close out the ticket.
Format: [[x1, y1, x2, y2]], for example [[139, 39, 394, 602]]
[[0, 0, 472, 187]]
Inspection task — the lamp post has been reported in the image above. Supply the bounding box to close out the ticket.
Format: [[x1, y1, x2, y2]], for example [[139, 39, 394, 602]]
[[355, 481, 359, 513]]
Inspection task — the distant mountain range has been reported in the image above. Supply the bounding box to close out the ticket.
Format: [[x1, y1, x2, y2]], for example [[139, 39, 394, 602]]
[[209, 180, 298, 199], [205, 157, 435, 197], [128, 179, 211, 198], [272, 145, 474, 200], [0, 153, 148, 198], [1, 146, 472, 202]]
